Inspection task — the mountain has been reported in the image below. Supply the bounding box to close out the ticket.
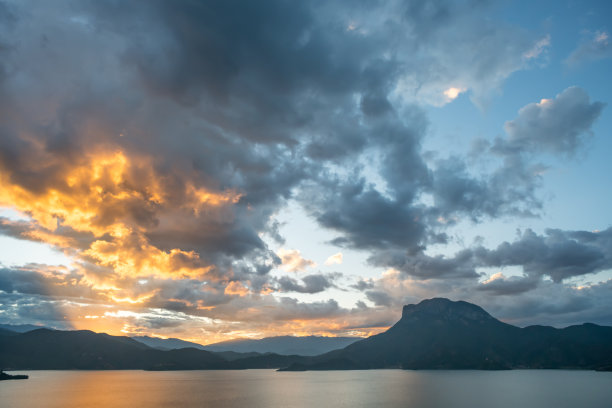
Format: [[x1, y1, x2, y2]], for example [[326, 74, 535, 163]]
[[0, 328, 19, 336], [131, 335, 208, 351], [0, 328, 228, 370], [203, 335, 361, 356], [3, 298, 611, 371], [0, 328, 309, 370], [131, 336, 265, 361], [0, 323, 48, 333], [280, 298, 612, 371]]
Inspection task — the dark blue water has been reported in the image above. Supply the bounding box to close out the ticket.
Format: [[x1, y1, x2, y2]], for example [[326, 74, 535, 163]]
[[1, 369, 610, 408]]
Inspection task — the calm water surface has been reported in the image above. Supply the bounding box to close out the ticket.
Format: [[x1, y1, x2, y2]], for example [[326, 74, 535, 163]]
[[1, 369, 611, 408]]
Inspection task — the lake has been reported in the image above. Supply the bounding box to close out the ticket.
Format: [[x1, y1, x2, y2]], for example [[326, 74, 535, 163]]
[[1, 369, 611, 408]]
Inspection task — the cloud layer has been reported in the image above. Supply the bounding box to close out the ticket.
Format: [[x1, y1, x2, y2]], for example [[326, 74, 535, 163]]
[[0, 0, 609, 340]]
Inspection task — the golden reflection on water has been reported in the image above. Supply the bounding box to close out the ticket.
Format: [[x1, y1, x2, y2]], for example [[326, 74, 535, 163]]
[[1, 370, 611, 408]]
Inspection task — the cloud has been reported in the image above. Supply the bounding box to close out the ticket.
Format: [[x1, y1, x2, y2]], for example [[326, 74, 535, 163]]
[[368, 249, 479, 280], [0, 0, 554, 281], [276, 248, 316, 272], [430, 87, 604, 224], [0, 0, 606, 339], [324, 252, 343, 266], [566, 31, 612, 67], [301, 175, 427, 252], [477, 273, 540, 296], [368, 227, 612, 283], [523, 34, 551, 60], [386, 1, 550, 107], [430, 155, 544, 221], [475, 228, 612, 283], [501, 86, 605, 155], [276, 273, 341, 294], [350, 266, 612, 328], [224, 281, 250, 297]]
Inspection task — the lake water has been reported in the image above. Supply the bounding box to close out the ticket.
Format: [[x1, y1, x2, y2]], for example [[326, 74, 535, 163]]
[[1, 369, 611, 408]]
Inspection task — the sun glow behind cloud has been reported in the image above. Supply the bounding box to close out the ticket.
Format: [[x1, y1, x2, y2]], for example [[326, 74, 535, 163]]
[[0, 148, 241, 276], [0, 0, 610, 344], [0, 145, 263, 340], [443, 87, 466, 102]]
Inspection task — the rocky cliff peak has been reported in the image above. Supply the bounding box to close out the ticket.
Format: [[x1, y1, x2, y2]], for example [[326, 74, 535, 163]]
[[401, 298, 494, 323]]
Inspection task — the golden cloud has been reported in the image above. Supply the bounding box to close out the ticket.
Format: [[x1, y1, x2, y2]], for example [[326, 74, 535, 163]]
[[277, 248, 316, 272], [0, 148, 241, 281]]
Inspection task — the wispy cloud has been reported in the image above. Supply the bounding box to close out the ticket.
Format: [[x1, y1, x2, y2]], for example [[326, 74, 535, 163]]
[[566, 30, 611, 66]]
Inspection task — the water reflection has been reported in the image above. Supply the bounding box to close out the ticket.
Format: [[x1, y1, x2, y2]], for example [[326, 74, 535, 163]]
[[1, 370, 611, 408]]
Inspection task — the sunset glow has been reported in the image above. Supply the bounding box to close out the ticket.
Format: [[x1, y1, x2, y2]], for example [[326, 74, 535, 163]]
[[0, 0, 611, 346]]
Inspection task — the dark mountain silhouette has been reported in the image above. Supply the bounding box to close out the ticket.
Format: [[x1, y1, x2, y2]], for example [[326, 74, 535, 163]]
[[203, 335, 361, 356], [2, 298, 611, 371], [131, 335, 208, 351], [131, 336, 266, 361], [0, 328, 228, 370], [0, 328, 309, 370], [280, 298, 612, 371], [0, 328, 19, 336], [131, 334, 360, 357], [0, 323, 48, 333]]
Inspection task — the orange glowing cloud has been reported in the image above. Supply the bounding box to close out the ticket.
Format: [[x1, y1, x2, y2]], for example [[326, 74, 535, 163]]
[[0, 147, 241, 282], [277, 248, 316, 272], [224, 281, 250, 296]]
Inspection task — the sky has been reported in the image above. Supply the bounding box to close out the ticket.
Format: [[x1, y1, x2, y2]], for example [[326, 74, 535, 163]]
[[0, 0, 611, 344]]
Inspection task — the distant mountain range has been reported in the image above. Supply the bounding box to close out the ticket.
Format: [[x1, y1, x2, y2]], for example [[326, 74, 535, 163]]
[[0, 323, 47, 333], [131, 336, 208, 351], [131, 334, 360, 357], [131, 336, 263, 361], [0, 328, 301, 370], [1, 298, 611, 371], [0, 328, 223, 370], [201, 335, 361, 356]]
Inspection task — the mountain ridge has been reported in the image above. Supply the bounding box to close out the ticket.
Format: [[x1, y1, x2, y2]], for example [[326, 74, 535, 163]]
[[202, 335, 362, 356], [2, 298, 611, 371], [280, 298, 612, 371], [130, 334, 362, 357]]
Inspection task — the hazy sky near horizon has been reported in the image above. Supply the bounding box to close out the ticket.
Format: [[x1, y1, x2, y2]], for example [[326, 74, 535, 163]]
[[0, 0, 611, 343]]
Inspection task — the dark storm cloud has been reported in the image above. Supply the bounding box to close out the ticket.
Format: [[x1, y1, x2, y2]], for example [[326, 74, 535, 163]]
[[352, 279, 375, 291], [430, 155, 543, 221], [0, 217, 30, 238], [364, 227, 612, 284], [476, 228, 612, 282], [368, 249, 479, 279], [478, 279, 612, 327], [276, 273, 341, 294], [0, 292, 73, 328], [274, 297, 341, 320], [2, 0, 600, 333], [302, 176, 427, 251], [500, 86, 605, 155], [365, 290, 394, 307], [90, 1, 347, 101], [0, 266, 100, 299], [0, 267, 55, 296], [0, 0, 317, 285], [477, 275, 540, 295], [0, 0, 552, 273]]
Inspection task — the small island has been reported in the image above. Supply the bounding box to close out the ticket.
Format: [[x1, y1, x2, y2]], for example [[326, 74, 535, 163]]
[[0, 370, 29, 381]]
